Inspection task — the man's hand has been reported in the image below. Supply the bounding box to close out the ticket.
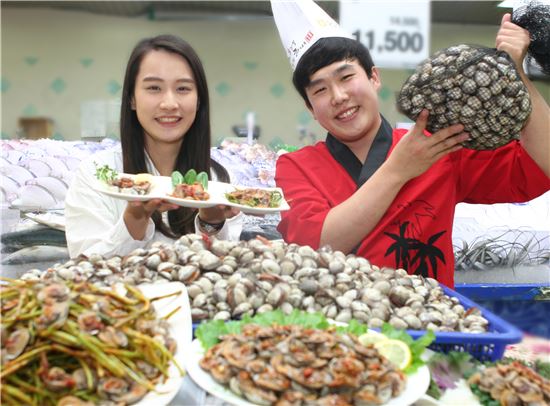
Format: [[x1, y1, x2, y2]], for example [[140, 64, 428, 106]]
[[386, 110, 469, 181], [496, 13, 530, 71]]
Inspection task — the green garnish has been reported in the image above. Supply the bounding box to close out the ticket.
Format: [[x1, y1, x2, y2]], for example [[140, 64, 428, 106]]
[[194, 309, 434, 375], [171, 169, 208, 189], [196, 172, 208, 190], [171, 171, 184, 188], [183, 169, 197, 185], [94, 162, 117, 183]]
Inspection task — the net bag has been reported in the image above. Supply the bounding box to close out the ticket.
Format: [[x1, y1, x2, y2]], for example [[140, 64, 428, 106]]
[[396, 44, 531, 150]]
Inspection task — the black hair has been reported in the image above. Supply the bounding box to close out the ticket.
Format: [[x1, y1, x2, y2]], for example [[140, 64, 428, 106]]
[[120, 34, 229, 238], [292, 37, 375, 107]]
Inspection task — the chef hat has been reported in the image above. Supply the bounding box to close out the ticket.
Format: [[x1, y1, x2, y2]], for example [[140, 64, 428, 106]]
[[271, 0, 353, 70]]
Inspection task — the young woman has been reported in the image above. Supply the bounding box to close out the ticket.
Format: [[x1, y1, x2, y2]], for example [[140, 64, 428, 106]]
[[65, 35, 242, 258]]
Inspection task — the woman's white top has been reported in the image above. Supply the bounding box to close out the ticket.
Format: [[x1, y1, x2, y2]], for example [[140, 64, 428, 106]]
[[65, 145, 243, 258]]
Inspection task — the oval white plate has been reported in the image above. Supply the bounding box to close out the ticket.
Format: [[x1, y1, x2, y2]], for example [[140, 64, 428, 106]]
[[134, 282, 192, 406], [94, 175, 290, 213], [185, 338, 430, 406]]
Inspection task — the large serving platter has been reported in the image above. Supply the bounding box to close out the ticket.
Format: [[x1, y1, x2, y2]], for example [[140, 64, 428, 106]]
[[185, 338, 431, 406], [94, 174, 290, 213], [135, 282, 192, 406]]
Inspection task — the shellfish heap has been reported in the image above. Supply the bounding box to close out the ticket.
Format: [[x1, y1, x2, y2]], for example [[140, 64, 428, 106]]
[[397, 44, 531, 150], [0, 279, 181, 406], [21, 234, 490, 334], [200, 323, 407, 405], [468, 361, 550, 405]]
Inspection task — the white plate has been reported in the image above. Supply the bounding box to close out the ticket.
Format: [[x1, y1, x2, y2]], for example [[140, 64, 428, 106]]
[[185, 338, 431, 406], [135, 282, 192, 406], [92, 174, 169, 202]]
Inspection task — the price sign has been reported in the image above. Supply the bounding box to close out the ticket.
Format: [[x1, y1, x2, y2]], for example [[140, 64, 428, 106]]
[[339, 0, 430, 69]]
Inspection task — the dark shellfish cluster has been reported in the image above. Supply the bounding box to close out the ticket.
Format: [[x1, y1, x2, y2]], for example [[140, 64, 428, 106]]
[[397, 44, 531, 150]]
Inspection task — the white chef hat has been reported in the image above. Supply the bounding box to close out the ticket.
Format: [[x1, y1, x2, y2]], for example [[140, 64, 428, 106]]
[[271, 0, 353, 71]]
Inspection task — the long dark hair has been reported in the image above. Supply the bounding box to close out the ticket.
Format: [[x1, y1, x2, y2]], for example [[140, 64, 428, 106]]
[[120, 34, 228, 237], [293, 37, 375, 108]]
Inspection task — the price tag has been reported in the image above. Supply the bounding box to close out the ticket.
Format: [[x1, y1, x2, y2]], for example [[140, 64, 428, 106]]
[[339, 0, 430, 69]]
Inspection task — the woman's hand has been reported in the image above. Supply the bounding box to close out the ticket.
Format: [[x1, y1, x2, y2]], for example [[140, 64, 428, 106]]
[[198, 205, 240, 224], [385, 110, 469, 182], [124, 199, 178, 240]]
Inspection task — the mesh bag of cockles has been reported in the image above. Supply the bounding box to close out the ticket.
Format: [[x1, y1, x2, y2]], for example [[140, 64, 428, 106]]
[[396, 44, 531, 150]]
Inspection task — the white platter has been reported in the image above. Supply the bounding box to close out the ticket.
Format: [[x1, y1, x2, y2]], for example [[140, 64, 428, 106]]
[[94, 175, 291, 213], [135, 282, 192, 406], [185, 338, 431, 406]]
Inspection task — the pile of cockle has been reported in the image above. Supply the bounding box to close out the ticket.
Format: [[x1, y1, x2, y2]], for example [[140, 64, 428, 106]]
[[468, 361, 550, 405], [0, 278, 183, 405], [21, 234, 490, 333], [200, 323, 407, 405]]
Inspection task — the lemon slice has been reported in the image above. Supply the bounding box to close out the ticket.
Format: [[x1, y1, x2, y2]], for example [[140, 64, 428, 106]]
[[374, 339, 412, 370], [358, 330, 388, 346]]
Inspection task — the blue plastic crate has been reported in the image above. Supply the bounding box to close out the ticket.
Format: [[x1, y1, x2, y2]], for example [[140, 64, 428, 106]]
[[454, 283, 550, 338], [405, 285, 523, 361], [192, 285, 523, 362]]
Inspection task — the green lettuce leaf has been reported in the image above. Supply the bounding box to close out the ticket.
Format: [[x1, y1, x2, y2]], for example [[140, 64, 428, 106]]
[[94, 162, 118, 183], [171, 170, 184, 188], [194, 309, 434, 375]]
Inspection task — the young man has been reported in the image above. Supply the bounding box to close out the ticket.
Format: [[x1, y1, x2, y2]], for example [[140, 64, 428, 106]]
[[271, 0, 550, 288]]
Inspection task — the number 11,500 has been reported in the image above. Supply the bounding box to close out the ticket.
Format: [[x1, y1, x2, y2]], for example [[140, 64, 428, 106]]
[[352, 30, 424, 53]]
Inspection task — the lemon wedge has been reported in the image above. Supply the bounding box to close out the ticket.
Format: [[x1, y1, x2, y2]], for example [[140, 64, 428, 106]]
[[358, 330, 388, 346], [374, 339, 412, 370]]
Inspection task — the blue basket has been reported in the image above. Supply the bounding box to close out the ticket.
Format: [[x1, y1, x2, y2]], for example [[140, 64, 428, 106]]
[[454, 283, 550, 338], [405, 285, 523, 361], [192, 285, 523, 362]]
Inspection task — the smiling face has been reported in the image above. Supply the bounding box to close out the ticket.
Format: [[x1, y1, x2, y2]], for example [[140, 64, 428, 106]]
[[305, 59, 382, 147], [132, 49, 198, 150]]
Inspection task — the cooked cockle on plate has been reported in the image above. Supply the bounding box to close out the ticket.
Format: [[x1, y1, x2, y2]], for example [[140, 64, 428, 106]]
[[199, 323, 407, 405], [170, 169, 210, 200], [0, 278, 184, 406], [171, 183, 210, 201], [94, 163, 153, 195], [468, 361, 550, 405], [108, 173, 153, 195], [225, 187, 282, 208]]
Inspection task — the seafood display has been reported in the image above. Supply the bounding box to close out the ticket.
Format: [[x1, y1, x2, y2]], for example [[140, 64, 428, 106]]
[[225, 188, 283, 208], [397, 44, 531, 150], [468, 361, 550, 405], [0, 278, 184, 405], [20, 234, 490, 333], [199, 323, 407, 405]]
